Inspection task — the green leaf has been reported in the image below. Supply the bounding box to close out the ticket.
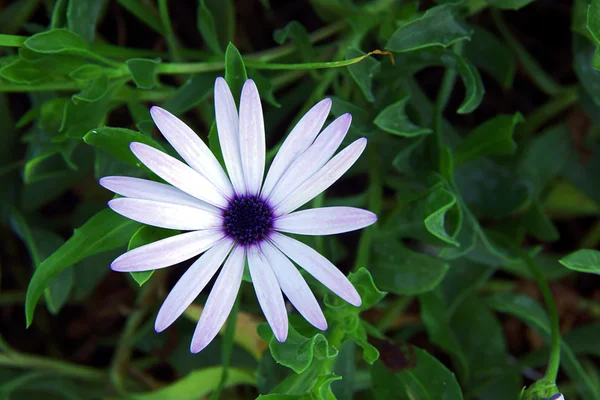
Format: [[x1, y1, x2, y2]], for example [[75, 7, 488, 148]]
[[454, 113, 522, 166], [126, 58, 160, 89], [197, 0, 223, 53], [249, 69, 281, 108], [24, 28, 90, 56], [392, 47, 485, 114], [521, 199, 559, 242], [574, 33, 600, 105], [464, 27, 516, 89], [67, 0, 105, 43], [370, 238, 449, 295], [348, 268, 386, 312], [72, 74, 108, 103], [124, 367, 255, 400], [589, 0, 600, 47], [374, 92, 432, 137], [274, 21, 314, 62], [127, 226, 179, 285], [385, 4, 471, 53], [115, 0, 165, 35], [69, 64, 103, 81], [0, 55, 88, 84], [372, 347, 464, 400], [224, 43, 248, 104], [25, 209, 140, 326], [163, 72, 220, 114], [346, 48, 381, 102], [559, 249, 600, 274], [484, 0, 535, 10], [84, 127, 164, 168], [197, 0, 235, 54], [257, 323, 337, 374]]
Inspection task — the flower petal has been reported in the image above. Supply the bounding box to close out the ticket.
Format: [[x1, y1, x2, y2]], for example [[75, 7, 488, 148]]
[[271, 232, 361, 307], [274, 207, 377, 235], [268, 114, 351, 206], [111, 230, 224, 272], [150, 106, 234, 198], [261, 98, 331, 198], [130, 142, 228, 208], [261, 242, 327, 330], [215, 77, 246, 194], [155, 238, 234, 332], [274, 138, 367, 215], [238, 79, 265, 195], [108, 198, 222, 230], [247, 245, 288, 342], [191, 245, 245, 353], [99, 176, 218, 214]]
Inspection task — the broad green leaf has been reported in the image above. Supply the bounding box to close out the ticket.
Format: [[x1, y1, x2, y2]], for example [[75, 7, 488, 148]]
[[128, 226, 179, 285], [346, 48, 380, 102], [72, 74, 108, 103], [347, 268, 386, 312], [163, 72, 220, 114], [371, 347, 464, 400], [224, 43, 248, 105], [559, 249, 600, 274], [454, 113, 522, 166], [258, 362, 340, 399], [24, 28, 90, 56], [126, 58, 160, 89], [124, 367, 255, 400], [274, 21, 314, 62], [464, 27, 516, 89], [374, 93, 432, 137], [0, 55, 88, 84], [370, 238, 449, 295], [67, 0, 105, 43], [69, 64, 103, 81], [385, 4, 471, 53], [197, 0, 235, 54], [563, 143, 600, 206], [392, 47, 485, 114], [484, 0, 535, 10], [0, 0, 41, 35], [522, 199, 559, 242], [83, 127, 164, 167], [51, 0, 68, 29], [25, 209, 140, 326], [574, 33, 600, 105], [588, 0, 600, 47]]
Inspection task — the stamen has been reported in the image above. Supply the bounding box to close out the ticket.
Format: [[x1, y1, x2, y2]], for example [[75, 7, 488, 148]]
[[223, 195, 274, 245]]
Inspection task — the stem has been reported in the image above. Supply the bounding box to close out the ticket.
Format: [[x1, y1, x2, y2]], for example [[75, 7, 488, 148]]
[[0, 34, 26, 47], [0, 81, 84, 92], [521, 85, 578, 138], [210, 295, 240, 400], [320, 321, 346, 375], [0, 352, 106, 381], [157, 0, 182, 62]]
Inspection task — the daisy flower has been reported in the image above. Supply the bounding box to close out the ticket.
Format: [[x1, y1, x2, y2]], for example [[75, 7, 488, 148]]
[[100, 78, 377, 353]]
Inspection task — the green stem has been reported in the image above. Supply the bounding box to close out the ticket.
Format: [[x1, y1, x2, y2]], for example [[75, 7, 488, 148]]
[[0, 81, 84, 92], [210, 295, 241, 400], [0, 352, 106, 381], [157, 0, 182, 62], [0, 34, 26, 47], [521, 85, 578, 138], [320, 321, 346, 375], [492, 9, 564, 96]]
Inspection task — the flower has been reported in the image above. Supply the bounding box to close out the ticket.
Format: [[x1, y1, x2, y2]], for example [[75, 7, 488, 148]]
[[100, 78, 377, 353]]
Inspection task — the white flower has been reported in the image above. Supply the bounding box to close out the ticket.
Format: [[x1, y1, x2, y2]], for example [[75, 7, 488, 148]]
[[100, 78, 376, 353]]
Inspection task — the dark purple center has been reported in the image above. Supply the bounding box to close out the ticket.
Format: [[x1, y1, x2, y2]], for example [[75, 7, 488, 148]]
[[223, 195, 274, 246]]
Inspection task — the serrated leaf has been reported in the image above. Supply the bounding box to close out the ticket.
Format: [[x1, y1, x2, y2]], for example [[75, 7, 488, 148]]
[[374, 93, 432, 137], [126, 58, 160, 89], [127, 226, 179, 285], [84, 127, 164, 168], [559, 249, 600, 274], [25, 209, 140, 326]]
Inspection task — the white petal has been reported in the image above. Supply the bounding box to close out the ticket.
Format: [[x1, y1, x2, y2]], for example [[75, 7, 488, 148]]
[[274, 207, 377, 235], [274, 138, 367, 215], [108, 198, 222, 230], [261, 242, 327, 330], [215, 77, 246, 194], [271, 232, 361, 307], [155, 238, 234, 332], [191, 245, 245, 353], [130, 142, 228, 208], [111, 230, 224, 272], [99, 176, 218, 214], [247, 245, 288, 342], [268, 114, 351, 206], [239, 79, 265, 195], [261, 98, 332, 198], [150, 106, 234, 198]]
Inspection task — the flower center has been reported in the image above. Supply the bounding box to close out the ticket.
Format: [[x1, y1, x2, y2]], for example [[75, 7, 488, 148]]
[[223, 195, 274, 246]]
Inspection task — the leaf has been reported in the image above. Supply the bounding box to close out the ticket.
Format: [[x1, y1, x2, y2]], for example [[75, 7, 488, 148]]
[[559, 249, 600, 274], [392, 47, 485, 114], [224, 43, 248, 105], [24, 28, 90, 56], [588, 0, 600, 47], [69, 64, 103, 81], [370, 238, 449, 295], [162, 72, 220, 114], [574, 33, 600, 106], [126, 58, 160, 89], [72, 74, 108, 103], [274, 21, 314, 62], [374, 92, 432, 137], [128, 226, 179, 285], [124, 367, 255, 400], [385, 4, 471, 53], [115, 0, 165, 35], [197, 0, 235, 54], [484, 0, 535, 10], [25, 209, 140, 326], [67, 0, 105, 43], [464, 27, 516, 89], [371, 348, 464, 400], [249, 69, 281, 108], [197, 0, 223, 54], [84, 127, 164, 168], [454, 113, 523, 166]]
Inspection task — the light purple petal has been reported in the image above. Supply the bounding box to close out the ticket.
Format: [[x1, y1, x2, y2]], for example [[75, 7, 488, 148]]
[[274, 207, 377, 236], [108, 198, 222, 230], [268, 114, 351, 206], [274, 138, 367, 215], [111, 230, 224, 272], [215, 77, 246, 194], [238, 79, 265, 195], [150, 106, 234, 198], [191, 245, 245, 353], [130, 142, 228, 208], [271, 232, 361, 307], [261, 98, 332, 198], [247, 245, 288, 342], [261, 242, 327, 330], [155, 238, 234, 332], [99, 176, 218, 214]]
